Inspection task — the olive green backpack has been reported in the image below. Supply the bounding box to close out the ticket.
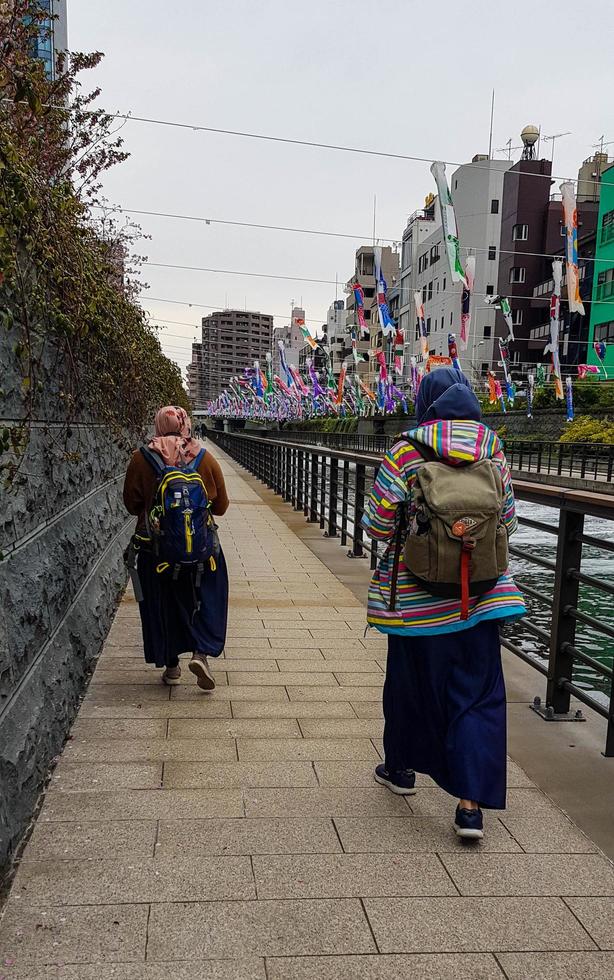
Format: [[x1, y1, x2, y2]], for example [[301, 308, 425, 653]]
[[390, 439, 509, 619]]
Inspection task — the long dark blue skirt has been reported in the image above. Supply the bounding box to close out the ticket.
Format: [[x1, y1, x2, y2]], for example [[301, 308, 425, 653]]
[[136, 549, 229, 668], [383, 621, 506, 809]]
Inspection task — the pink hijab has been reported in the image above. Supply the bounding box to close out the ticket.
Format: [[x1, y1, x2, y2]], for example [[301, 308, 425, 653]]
[[148, 405, 202, 466]]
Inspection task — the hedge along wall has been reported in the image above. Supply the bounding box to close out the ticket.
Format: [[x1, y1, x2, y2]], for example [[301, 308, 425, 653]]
[[0, 326, 134, 873]]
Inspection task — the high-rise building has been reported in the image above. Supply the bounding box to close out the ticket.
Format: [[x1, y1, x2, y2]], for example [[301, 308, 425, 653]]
[[187, 310, 273, 408], [406, 156, 512, 381], [32, 0, 68, 79], [587, 161, 614, 375], [321, 299, 347, 377]]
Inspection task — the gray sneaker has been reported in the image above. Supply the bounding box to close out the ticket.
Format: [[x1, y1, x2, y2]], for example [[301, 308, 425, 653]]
[[189, 654, 216, 691], [162, 665, 181, 686]]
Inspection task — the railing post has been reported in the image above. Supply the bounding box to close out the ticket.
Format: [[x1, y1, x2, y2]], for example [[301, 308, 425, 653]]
[[326, 457, 338, 537], [284, 445, 292, 502], [308, 452, 318, 523], [351, 462, 366, 558], [340, 460, 349, 545], [546, 507, 584, 715]]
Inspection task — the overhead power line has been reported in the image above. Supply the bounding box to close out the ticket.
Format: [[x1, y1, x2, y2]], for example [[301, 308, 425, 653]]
[[10, 99, 613, 189], [99, 203, 613, 265]]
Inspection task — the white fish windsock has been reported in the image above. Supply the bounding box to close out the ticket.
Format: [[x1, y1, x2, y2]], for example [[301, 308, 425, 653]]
[[560, 181, 585, 316], [430, 161, 466, 286]]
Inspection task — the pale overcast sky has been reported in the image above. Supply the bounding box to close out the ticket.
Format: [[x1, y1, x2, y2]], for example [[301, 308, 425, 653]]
[[70, 0, 613, 376]]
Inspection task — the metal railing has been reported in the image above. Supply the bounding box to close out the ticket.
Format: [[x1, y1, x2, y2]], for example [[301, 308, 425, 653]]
[[255, 430, 614, 484], [210, 430, 614, 756]]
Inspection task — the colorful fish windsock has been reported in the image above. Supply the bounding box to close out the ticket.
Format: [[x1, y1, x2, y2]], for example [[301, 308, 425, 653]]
[[566, 376, 574, 422], [448, 333, 461, 372], [459, 255, 476, 350], [527, 373, 534, 419], [375, 348, 388, 382], [353, 283, 368, 337], [593, 340, 608, 378], [487, 371, 498, 405], [335, 364, 347, 406], [300, 325, 319, 351], [577, 364, 600, 380], [498, 338, 515, 406], [484, 294, 514, 342], [373, 246, 396, 337], [307, 358, 325, 400], [545, 260, 564, 399], [560, 181, 585, 316], [430, 161, 466, 286], [410, 356, 419, 402], [278, 340, 294, 387], [426, 354, 452, 373], [350, 329, 366, 364], [289, 363, 309, 395], [494, 377, 506, 413], [252, 360, 264, 399], [414, 291, 428, 356], [393, 328, 404, 375]]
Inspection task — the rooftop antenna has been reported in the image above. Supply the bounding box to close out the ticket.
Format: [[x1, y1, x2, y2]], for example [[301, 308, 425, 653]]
[[592, 136, 614, 154], [496, 139, 522, 160], [542, 131, 571, 170], [488, 89, 495, 159]]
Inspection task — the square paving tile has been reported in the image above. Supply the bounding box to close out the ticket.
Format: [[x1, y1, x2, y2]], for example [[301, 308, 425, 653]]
[[237, 738, 379, 762], [64, 737, 237, 764], [75, 716, 170, 740], [9, 962, 268, 980], [0, 902, 149, 964], [266, 953, 504, 980], [146, 899, 376, 959], [229, 671, 340, 687], [252, 853, 456, 899], [287, 686, 382, 702], [23, 820, 157, 862], [334, 816, 521, 854], [565, 898, 614, 949], [171, 685, 289, 702], [243, 787, 411, 818], [156, 818, 341, 856], [500, 813, 598, 853], [441, 853, 614, 896], [163, 761, 318, 789], [363, 896, 597, 952], [50, 762, 163, 792], [40, 788, 244, 821], [12, 855, 255, 905], [497, 951, 614, 979], [301, 719, 384, 738], [168, 718, 301, 738], [230, 701, 356, 719]]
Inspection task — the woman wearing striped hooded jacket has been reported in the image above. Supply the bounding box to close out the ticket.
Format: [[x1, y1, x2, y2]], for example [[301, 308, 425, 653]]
[[362, 368, 525, 839]]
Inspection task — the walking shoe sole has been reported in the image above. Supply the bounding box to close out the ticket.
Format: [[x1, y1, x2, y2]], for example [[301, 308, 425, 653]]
[[454, 823, 484, 839], [374, 772, 417, 796], [189, 659, 216, 691]]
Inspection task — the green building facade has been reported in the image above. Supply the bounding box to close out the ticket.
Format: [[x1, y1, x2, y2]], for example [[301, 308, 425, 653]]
[[588, 162, 614, 374]]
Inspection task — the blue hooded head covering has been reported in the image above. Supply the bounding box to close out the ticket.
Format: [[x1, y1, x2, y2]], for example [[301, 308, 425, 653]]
[[415, 367, 481, 426]]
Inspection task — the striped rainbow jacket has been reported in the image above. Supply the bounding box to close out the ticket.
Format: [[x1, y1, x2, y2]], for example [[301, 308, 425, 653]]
[[361, 419, 526, 635]]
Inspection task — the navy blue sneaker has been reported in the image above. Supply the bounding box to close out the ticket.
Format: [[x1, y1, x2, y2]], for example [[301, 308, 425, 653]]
[[374, 764, 417, 796], [454, 805, 484, 839]]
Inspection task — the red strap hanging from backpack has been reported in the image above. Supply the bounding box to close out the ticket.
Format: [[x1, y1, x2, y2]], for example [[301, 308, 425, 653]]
[[459, 532, 476, 621]]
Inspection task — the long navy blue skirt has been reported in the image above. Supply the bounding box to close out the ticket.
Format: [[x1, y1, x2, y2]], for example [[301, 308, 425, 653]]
[[383, 620, 506, 809], [136, 549, 228, 668]]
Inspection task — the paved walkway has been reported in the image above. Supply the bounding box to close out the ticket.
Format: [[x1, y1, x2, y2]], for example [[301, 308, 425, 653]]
[[2, 450, 614, 979]]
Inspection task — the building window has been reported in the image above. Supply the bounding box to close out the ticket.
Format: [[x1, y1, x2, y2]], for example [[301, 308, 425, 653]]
[[602, 209, 614, 245], [560, 224, 566, 237], [443, 277, 446, 291], [486, 285, 494, 295], [418, 253, 429, 273], [422, 285, 427, 303], [512, 309, 523, 326], [450, 312, 453, 324], [596, 320, 614, 342], [483, 325, 492, 338], [427, 281, 433, 301], [426, 317, 431, 334], [488, 246, 497, 260], [512, 223, 529, 241], [481, 362, 489, 373], [491, 199, 499, 214], [430, 245, 440, 265], [363, 287, 375, 298], [510, 267, 526, 284]]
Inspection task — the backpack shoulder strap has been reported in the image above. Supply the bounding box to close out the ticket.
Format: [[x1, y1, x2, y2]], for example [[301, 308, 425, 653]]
[[184, 448, 206, 473], [402, 435, 439, 463], [140, 446, 166, 477]]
